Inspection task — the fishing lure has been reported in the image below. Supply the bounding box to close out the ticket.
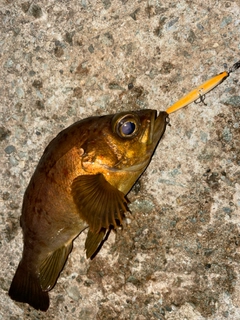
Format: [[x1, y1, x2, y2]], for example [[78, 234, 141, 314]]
[[166, 60, 240, 114]]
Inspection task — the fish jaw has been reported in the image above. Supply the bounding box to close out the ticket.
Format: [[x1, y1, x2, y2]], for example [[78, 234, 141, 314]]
[[121, 111, 169, 172], [151, 111, 169, 150]]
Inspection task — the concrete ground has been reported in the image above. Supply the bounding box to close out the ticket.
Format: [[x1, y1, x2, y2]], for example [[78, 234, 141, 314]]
[[1, 0, 240, 319]]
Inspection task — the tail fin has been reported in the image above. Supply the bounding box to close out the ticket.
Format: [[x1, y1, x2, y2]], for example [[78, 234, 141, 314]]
[[8, 261, 49, 311]]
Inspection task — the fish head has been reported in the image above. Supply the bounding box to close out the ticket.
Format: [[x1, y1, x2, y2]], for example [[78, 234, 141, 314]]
[[81, 110, 169, 193]]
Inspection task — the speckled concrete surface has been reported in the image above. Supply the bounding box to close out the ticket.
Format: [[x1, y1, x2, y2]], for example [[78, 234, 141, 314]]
[[1, 1, 240, 319]]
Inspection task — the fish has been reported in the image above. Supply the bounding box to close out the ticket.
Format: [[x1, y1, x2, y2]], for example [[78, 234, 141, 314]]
[[8, 109, 169, 311], [9, 59, 240, 312]]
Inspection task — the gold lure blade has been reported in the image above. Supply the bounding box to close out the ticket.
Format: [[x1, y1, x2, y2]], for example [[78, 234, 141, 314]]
[[166, 60, 240, 114]]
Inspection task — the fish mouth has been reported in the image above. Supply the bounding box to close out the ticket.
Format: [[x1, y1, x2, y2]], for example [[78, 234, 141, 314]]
[[103, 156, 151, 173], [120, 157, 152, 172], [150, 110, 169, 148], [123, 111, 169, 172]]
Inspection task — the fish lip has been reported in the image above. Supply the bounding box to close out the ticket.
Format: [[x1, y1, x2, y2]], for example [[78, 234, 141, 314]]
[[148, 110, 158, 144], [152, 110, 169, 144]]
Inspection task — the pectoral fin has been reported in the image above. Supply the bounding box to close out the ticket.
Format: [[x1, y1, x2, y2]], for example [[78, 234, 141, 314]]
[[71, 174, 129, 233], [39, 242, 73, 291]]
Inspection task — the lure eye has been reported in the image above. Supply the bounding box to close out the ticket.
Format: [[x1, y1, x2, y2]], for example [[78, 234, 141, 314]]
[[112, 113, 140, 138]]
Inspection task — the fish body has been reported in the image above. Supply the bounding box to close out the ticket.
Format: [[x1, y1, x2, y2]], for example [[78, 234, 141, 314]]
[[9, 109, 168, 311]]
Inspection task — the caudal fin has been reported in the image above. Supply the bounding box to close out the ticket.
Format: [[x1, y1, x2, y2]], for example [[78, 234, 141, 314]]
[[8, 262, 49, 311]]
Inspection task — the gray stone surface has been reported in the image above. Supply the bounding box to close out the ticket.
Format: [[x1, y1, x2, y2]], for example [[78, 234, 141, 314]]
[[1, 0, 240, 319]]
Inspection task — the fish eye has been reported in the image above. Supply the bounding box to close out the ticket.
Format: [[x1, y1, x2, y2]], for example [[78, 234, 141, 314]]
[[121, 121, 136, 135], [112, 113, 140, 138]]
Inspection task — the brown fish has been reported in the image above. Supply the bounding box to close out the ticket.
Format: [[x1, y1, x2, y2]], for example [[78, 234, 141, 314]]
[[8, 109, 169, 311]]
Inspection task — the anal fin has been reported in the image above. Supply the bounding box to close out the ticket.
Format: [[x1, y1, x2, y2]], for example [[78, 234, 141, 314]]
[[39, 242, 73, 291]]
